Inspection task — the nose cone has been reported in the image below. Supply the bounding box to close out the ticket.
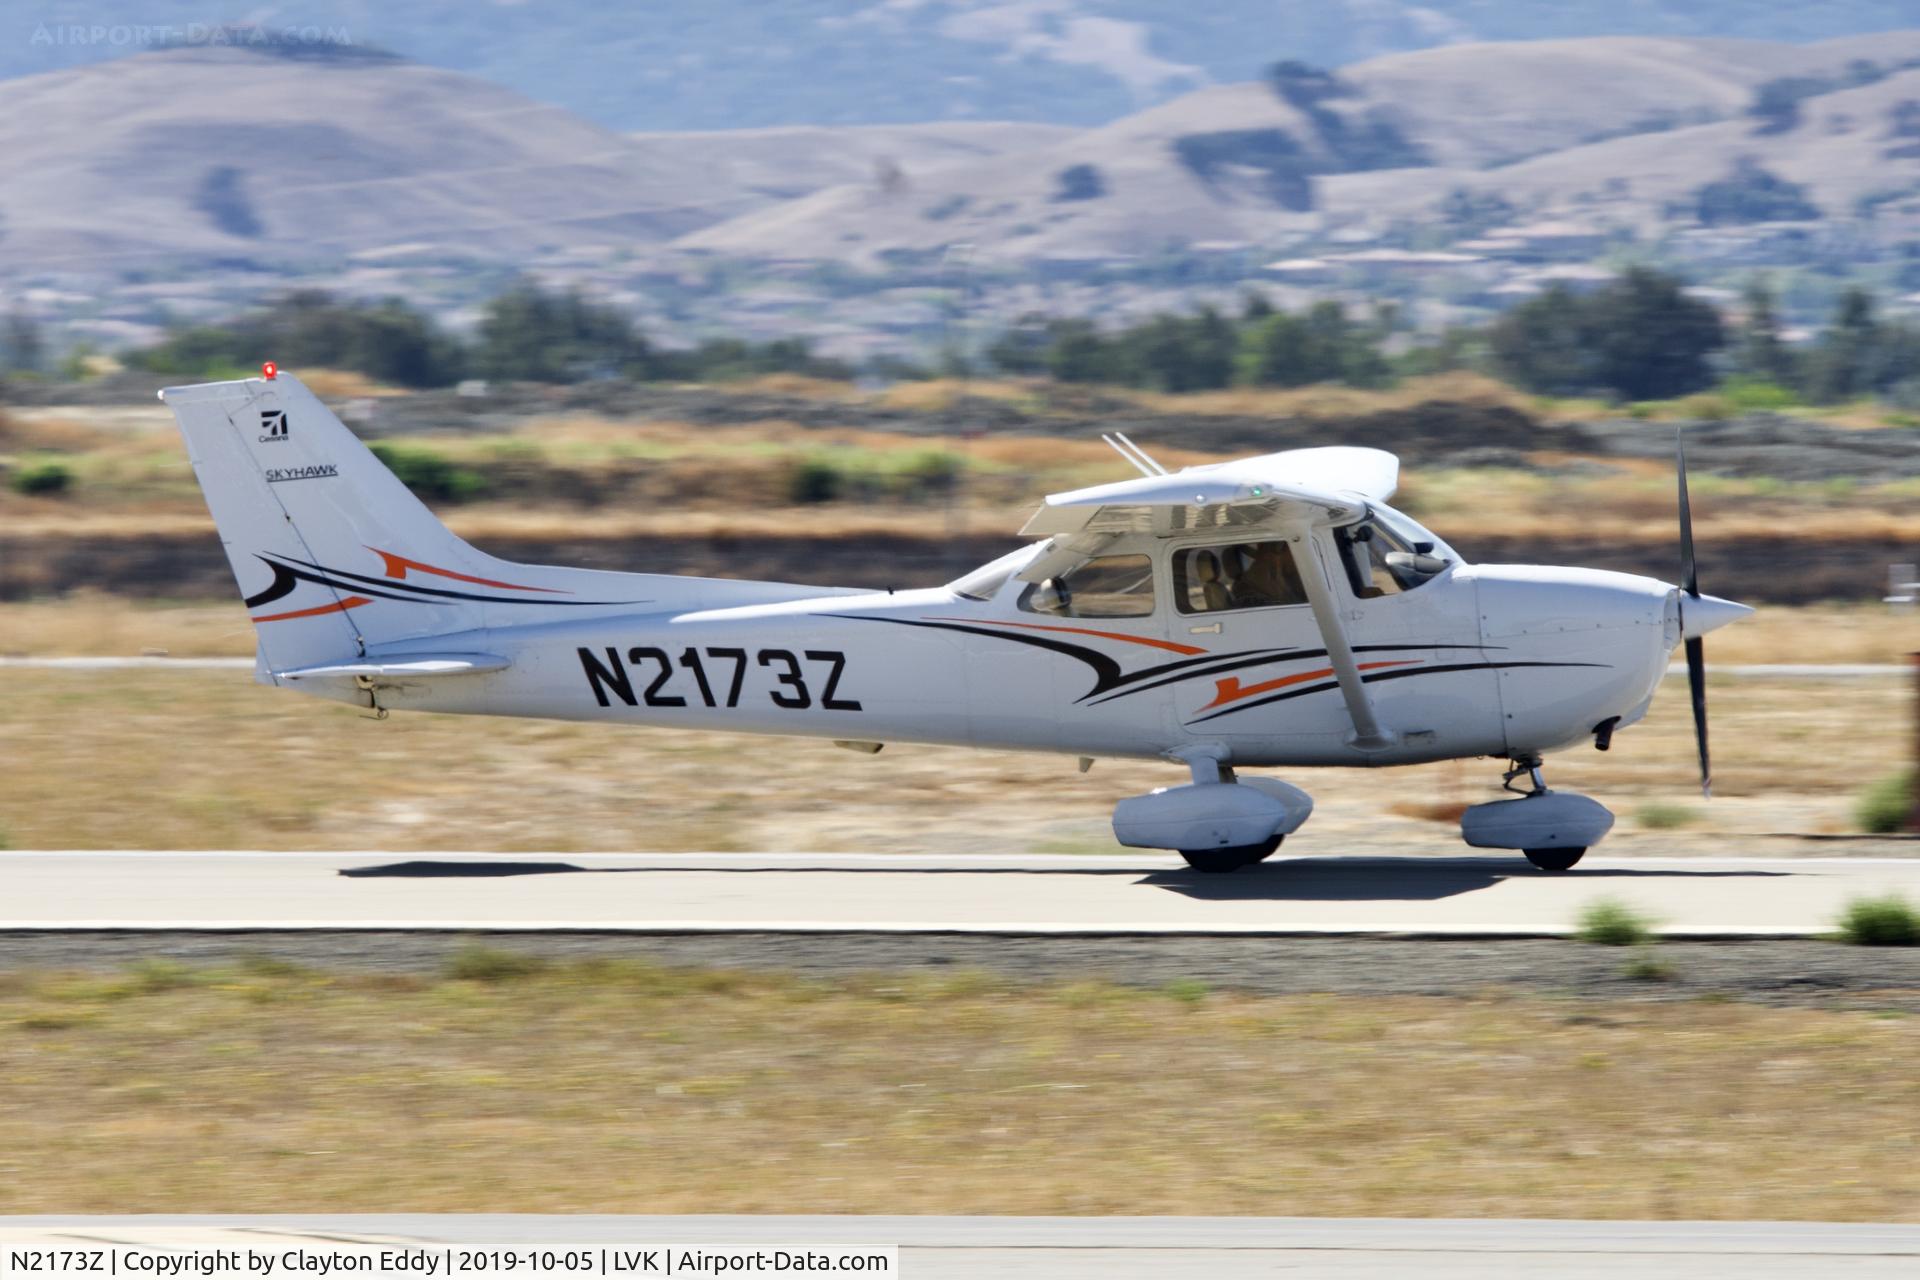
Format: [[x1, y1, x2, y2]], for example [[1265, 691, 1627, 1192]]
[[1679, 592, 1754, 639]]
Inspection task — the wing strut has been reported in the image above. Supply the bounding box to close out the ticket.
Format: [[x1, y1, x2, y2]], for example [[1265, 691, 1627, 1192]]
[[1291, 532, 1396, 751], [1101, 432, 1168, 477]]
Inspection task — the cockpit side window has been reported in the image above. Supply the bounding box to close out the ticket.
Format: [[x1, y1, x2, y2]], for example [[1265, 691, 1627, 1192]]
[[1335, 511, 1450, 598], [1018, 554, 1156, 618], [1173, 541, 1308, 614]]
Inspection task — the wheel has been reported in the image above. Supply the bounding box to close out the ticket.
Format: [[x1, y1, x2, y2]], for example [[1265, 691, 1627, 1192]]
[[1180, 835, 1282, 873], [1241, 834, 1284, 864], [1524, 846, 1586, 872]]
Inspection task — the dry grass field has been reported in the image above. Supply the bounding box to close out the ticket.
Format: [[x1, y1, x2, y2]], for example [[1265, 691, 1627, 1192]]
[[0, 661, 1903, 854], [5, 394, 1917, 546], [2, 957, 1918, 1218]]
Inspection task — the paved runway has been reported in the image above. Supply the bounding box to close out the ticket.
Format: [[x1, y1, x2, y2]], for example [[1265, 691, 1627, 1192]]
[[5, 850, 1919, 935], [4, 1216, 1918, 1278]]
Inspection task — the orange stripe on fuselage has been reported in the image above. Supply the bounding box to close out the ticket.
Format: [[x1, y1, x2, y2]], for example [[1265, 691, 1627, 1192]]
[[369, 548, 567, 593], [252, 595, 371, 624], [923, 617, 1207, 656], [1202, 659, 1419, 709]]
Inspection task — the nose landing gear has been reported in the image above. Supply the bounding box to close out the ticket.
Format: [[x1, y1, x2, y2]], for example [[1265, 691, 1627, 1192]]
[[1460, 754, 1615, 871]]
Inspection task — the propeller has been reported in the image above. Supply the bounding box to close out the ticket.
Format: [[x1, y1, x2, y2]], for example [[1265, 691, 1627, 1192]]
[[1677, 435, 1710, 797]]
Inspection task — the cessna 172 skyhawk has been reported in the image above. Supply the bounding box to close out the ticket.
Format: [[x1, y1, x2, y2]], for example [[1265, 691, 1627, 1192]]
[[162, 367, 1751, 872]]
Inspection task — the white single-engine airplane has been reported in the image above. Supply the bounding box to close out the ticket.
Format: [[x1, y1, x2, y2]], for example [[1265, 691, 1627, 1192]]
[[163, 367, 1752, 872]]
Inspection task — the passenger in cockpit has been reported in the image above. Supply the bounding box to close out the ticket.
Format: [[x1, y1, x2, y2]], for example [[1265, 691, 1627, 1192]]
[[1229, 542, 1307, 609]]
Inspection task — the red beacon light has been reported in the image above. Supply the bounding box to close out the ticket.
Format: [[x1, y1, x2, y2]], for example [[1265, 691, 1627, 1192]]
[[262, 361, 278, 380]]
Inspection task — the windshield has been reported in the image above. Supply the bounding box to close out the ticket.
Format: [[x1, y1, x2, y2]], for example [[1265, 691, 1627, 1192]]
[[946, 544, 1043, 602], [1373, 504, 1456, 562], [1334, 504, 1454, 598], [1019, 554, 1157, 619]]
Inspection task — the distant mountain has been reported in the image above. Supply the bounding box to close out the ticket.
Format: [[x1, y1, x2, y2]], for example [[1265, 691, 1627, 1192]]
[[11, 2, 1920, 131], [680, 33, 1920, 265], [624, 123, 1079, 203], [0, 44, 1063, 272], [13, 31, 1920, 278]]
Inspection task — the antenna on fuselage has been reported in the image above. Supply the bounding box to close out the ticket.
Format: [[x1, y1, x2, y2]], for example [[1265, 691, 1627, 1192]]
[[1101, 432, 1168, 477]]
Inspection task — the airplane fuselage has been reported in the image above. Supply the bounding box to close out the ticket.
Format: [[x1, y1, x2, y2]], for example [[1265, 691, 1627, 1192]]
[[301, 538, 1681, 770]]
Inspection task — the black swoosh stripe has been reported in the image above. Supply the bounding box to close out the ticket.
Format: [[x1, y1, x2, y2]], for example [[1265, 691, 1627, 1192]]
[[243, 559, 300, 608], [829, 614, 1129, 698], [255, 553, 646, 609], [1183, 660, 1609, 725], [828, 614, 1519, 707], [1083, 642, 1500, 707]]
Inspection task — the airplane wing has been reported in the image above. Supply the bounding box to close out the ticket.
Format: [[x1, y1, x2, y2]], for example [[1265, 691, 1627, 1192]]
[[1021, 446, 1398, 537]]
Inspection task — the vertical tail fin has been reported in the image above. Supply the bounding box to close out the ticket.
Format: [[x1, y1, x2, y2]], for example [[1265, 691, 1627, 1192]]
[[161, 371, 642, 673]]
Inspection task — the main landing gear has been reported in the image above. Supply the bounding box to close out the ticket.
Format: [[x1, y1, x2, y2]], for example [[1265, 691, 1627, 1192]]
[[1179, 835, 1283, 874], [1458, 755, 1616, 872], [1112, 747, 1314, 873]]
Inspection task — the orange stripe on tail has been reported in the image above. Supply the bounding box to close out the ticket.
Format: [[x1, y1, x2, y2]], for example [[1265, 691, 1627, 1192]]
[[253, 595, 371, 624], [369, 548, 567, 593]]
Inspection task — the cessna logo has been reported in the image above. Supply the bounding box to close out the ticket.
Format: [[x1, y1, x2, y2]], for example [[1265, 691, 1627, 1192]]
[[257, 409, 288, 442], [265, 463, 337, 484]]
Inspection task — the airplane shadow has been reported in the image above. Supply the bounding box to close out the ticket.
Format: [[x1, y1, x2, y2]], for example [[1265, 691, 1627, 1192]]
[[1145, 856, 1791, 903], [340, 860, 588, 878], [340, 856, 1794, 906], [341, 861, 1159, 879]]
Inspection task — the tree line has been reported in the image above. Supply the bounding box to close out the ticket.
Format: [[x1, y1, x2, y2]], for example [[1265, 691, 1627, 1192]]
[[986, 269, 1725, 401], [113, 284, 851, 389], [988, 267, 1920, 406], [8, 269, 1920, 408]]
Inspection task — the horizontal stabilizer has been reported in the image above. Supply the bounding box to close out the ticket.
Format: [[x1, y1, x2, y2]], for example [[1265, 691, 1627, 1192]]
[[276, 653, 511, 682]]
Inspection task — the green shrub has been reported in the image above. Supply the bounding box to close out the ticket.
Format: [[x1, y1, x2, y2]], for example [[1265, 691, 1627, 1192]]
[[898, 449, 962, 496], [788, 456, 843, 504], [1162, 978, 1209, 1005], [445, 943, 548, 982], [1621, 948, 1676, 981], [1720, 377, 1799, 411], [1836, 895, 1920, 947], [367, 442, 487, 503], [1676, 393, 1733, 421], [10, 459, 72, 496], [129, 959, 197, 994], [1856, 769, 1914, 834], [1576, 898, 1655, 946], [1636, 801, 1699, 830]]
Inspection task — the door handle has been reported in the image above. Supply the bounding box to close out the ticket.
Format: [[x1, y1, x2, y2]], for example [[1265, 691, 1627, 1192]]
[[1188, 622, 1221, 635]]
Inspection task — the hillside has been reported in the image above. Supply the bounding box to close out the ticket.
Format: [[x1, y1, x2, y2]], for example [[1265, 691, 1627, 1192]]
[[623, 122, 1079, 201], [12, 3, 1920, 131], [0, 44, 762, 271], [677, 32, 1920, 265], [0, 45, 1076, 274]]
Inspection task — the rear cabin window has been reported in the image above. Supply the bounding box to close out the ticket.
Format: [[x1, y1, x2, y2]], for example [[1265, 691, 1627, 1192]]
[[1018, 554, 1156, 619], [1173, 541, 1308, 614]]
